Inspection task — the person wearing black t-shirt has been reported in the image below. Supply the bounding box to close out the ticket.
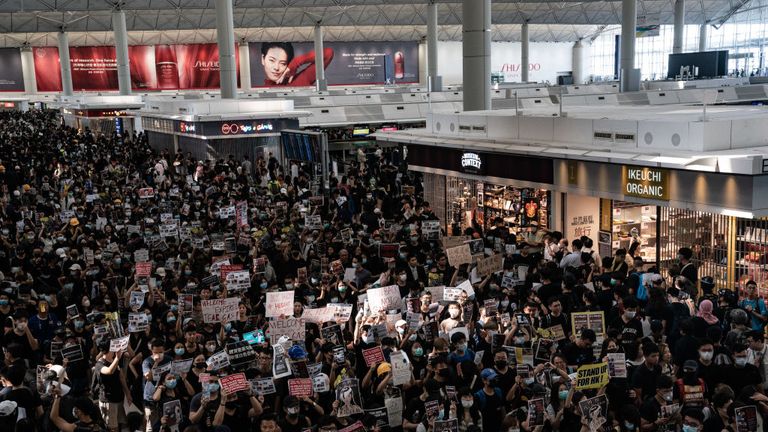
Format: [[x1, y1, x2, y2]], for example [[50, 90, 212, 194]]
[[631, 343, 662, 403], [541, 296, 570, 338], [610, 296, 644, 355], [716, 344, 763, 393], [640, 375, 680, 432], [561, 329, 597, 368]]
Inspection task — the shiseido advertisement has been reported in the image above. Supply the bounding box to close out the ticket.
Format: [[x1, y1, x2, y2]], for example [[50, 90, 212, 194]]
[[249, 41, 419, 88], [0, 48, 25, 92], [34, 43, 238, 92]]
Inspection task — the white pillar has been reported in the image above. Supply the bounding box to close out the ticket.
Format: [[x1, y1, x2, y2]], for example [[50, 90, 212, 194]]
[[20, 46, 37, 94], [427, 0, 442, 91], [238, 42, 251, 91], [620, 0, 639, 92], [462, 0, 491, 111], [57, 31, 73, 96], [572, 40, 585, 85], [314, 24, 328, 92], [699, 23, 708, 52], [521, 20, 530, 83], [214, 0, 237, 99], [112, 9, 132, 95], [673, 0, 685, 54]]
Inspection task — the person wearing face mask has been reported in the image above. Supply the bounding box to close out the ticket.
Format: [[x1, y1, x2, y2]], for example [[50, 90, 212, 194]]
[[440, 302, 463, 334], [279, 396, 311, 432], [3, 310, 39, 362], [639, 375, 680, 432], [619, 404, 641, 432], [402, 254, 427, 286], [448, 333, 474, 366], [474, 368, 503, 432], [50, 392, 107, 432], [189, 375, 223, 429], [453, 387, 482, 431], [95, 339, 129, 432], [674, 360, 707, 411], [718, 344, 763, 394]]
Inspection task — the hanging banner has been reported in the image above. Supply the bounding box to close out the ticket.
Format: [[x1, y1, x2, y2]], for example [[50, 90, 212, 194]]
[[0, 48, 24, 91]]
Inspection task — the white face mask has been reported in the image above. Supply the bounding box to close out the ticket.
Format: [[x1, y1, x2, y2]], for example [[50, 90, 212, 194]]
[[699, 351, 713, 361], [364, 334, 375, 344], [735, 357, 748, 367], [461, 400, 473, 408], [625, 311, 636, 319], [399, 274, 407, 282], [449, 309, 460, 319]]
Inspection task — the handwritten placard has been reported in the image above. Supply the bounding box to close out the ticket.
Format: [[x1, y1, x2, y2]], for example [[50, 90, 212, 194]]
[[201, 297, 240, 324], [265, 290, 295, 318]]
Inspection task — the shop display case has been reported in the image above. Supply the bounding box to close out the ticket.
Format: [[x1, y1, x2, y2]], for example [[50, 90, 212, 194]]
[[482, 186, 549, 231], [612, 203, 658, 263]]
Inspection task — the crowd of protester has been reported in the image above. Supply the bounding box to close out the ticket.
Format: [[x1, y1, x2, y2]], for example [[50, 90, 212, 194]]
[[0, 109, 764, 432]]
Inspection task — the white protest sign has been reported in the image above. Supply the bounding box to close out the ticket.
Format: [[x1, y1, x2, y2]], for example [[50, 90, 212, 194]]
[[301, 307, 335, 324], [205, 350, 231, 371], [109, 335, 130, 352], [127, 313, 149, 333], [268, 317, 306, 342], [367, 285, 402, 313], [455, 279, 476, 298], [201, 297, 240, 323], [390, 351, 411, 386], [225, 270, 251, 292], [266, 290, 295, 318]]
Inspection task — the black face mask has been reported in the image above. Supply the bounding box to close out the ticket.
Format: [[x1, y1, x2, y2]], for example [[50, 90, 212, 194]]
[[438, 369, 451, 378], [194, 362, 207, 370], [225, 401, 238, 409], [495, 360, 507, 369]]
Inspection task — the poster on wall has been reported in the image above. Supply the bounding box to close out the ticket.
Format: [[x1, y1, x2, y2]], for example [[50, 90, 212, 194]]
[[0, 48, 25, 92], [566, 195, 600, 243], [249, 41, 419, 88], [33, 44, 240, 92], [636, 14, 661, 37]]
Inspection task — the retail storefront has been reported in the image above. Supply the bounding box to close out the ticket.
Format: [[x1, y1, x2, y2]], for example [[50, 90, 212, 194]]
[[382, 138, 768, 292]]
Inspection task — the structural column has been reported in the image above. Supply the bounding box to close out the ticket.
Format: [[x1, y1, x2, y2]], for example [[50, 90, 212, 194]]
[[112, 9, 132, 95], [314, 24, 328, 92], [673, 0, 685, 53], [20, 46, 37, 94], [462, 0, 491, 111], [620, 0, 639, 92], [427, 0, 442, 91], [699, 23, 708, 52], [57, 30, 74, 96], [238, 41, 251, 91], [215, 0, 237, 99], [521, 20, 530, 82], [572, 40, 585, 84]]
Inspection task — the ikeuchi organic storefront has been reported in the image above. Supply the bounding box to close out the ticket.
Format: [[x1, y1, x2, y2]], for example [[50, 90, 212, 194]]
[[386, 138, 768, 292]]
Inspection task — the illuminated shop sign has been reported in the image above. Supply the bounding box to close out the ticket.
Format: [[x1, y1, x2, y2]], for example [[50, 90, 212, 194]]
[[179, 122, 196, 133], [622, 165, 669, 200], [460, 152, 483, 174], [221, 122, 274, 135]]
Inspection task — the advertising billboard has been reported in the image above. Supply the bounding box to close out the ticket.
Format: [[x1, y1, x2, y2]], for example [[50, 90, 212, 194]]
[[0, 48, 25, 92], [34, 44, 240, 92], [249, 41, 419, 88]]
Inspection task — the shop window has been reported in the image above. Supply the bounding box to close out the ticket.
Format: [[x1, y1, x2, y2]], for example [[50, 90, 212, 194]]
[[735, 219, 768, 297], [612, 202, 658, 264]]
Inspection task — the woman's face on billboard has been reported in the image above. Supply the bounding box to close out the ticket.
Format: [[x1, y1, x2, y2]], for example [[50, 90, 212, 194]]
[[262, 47, 289, 82]]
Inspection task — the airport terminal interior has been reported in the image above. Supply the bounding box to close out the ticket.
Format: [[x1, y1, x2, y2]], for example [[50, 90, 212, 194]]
[[2, 0, 768, 431]]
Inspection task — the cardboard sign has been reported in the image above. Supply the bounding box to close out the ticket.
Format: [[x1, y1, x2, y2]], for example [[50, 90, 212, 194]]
[[109, 335, 130, 352], [265, 290, 295, 317], [288, 378, 313, 397], [390, 351, 411, 386], [226, 340, 256, 367], [571, 311, 606, 337], [575, 362, 610, 390], [455, 279, 476, 298], [363, 346, 386, 367], [201, 297, 240, 324], [445, 244, 472, 266], [302, 307, 335, 324], [171, 358, 194, 375], [268, 317, 306, 342], [138, 188, 155, 199], [476, 254, 504, 276], [134, 249, 149, 262], [367, 285, 402, 313], [251, 377, 277, 395], [220, 373, 249, 394], [305, 215, 322, 230]]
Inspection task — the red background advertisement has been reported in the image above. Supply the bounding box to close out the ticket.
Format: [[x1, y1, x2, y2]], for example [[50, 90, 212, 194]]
[[34, 43, 239, 92]]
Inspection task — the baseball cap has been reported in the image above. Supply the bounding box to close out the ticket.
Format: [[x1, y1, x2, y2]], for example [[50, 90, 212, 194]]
[[683, 360, 698, 372], [480, 368, 498, 381]]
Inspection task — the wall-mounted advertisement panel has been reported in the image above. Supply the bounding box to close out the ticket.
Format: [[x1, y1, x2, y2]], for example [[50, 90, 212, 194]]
[[249, 41, 419, 87], [33, 44, 240, 92]]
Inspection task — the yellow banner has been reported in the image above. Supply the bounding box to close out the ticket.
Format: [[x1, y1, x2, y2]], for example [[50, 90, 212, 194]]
[[575, 362, 610, 390]]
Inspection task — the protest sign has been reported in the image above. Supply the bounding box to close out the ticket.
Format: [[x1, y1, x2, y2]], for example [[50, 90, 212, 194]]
[[163, 400, 182, 427], [171, 359, 193, 375], [225, 270, 251, 292], [455, 279, 475, 298], [445, 244, 472, 266], [367, 285, 402, 313], [301, 307, 335, 324], [606, 353, 627, 378], [571, 311, 606, 337], [288, 378, 313, 397], [179, 294, 194, 314], [138, 188, 155, 199], [127, 313, 149, 332], [434, 419, 459, 432], [62, 344, 84, 362], [442, 236, 471, 250], [363, 346, 385, 367], [329, 303, 353, 322], [266, 290, 295, 317], [476, 254, 504, 276], [527, 399, 546, 426], [134, 249, 149, 262], [305, 215, 322, 230], [579, 394, 609, 432], [321, 325, 345, 347], [152, 362, 172, 381], [273, 344, 292, 379], [201, 298, 239, 324], [251, 377, 277, 395], [268, 317, 306, 342], [109, 336, 129, 352], [735, 405, 759, 432], [226, 341, 256, 367], [219, 264, 243, 283], [236, 201, 248, 227], [390, 351, 411, 386], [575, 362, 610, 390], [220, 373, 249, 394], [66, 304, 79, 319], [135, 262, 152, 278], [129, 291, 145, 310], [336, 378, 364, 417], [206, 350, 231, 371], [443, 287, 463, 302]]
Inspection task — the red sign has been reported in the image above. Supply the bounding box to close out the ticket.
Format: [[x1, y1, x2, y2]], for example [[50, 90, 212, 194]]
[[219, 264, 243, 282], [288, 378, 313, 397], [363, 346, 385, 368], [135, 262, 152, 278], [33, 43, 240, 92], [219, 373, 249, 394]]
